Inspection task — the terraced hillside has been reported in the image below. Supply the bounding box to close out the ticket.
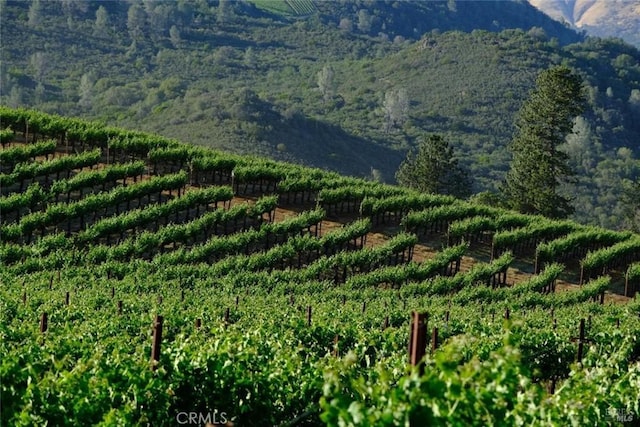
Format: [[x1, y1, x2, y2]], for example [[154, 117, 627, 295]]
[[1, 108, 640, 426]]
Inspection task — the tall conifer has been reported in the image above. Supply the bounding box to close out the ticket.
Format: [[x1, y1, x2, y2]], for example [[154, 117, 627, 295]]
[[502, 66, 586, 218]]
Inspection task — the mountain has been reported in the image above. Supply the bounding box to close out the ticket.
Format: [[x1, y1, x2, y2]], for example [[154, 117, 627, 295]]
[[0, 0, 639, 230], [528, 0, 640, 47]]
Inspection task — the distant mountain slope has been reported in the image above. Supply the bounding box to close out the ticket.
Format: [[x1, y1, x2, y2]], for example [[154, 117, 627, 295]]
[[529, 0, 640, 46], [0, 0, 638, 229]]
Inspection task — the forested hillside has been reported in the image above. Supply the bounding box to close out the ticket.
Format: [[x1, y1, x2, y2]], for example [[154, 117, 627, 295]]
[[1, 0, 639, 229]]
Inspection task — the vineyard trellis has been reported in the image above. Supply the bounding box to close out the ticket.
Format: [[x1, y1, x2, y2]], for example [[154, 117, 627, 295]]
[[2, 108, 640, 427]]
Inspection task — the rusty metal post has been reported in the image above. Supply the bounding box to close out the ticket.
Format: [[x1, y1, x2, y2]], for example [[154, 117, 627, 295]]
[[409, 311, 427, 374], [40, 312, 48, 333], [151, 315, 163, 371], [576, 318, 585, 364]]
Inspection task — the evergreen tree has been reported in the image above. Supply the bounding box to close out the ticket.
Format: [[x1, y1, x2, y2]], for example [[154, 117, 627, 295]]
[[501, 66, 586, 218], [395, 134, 471, 198]]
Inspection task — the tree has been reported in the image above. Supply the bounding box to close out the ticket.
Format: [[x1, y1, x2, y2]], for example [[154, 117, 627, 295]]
[[501, 65, 586, 218], [395, 134, 472, 198], [243, 47, 256, 69], [622, 177, 640, 232], [338, 18, 353, 32], [78, 72, 95, 109], [382, 88, 409, 133], [217, 0, 233, 24], [127, 3, 146, 41], [28, 0, 42, 28], [30, 52, 47, 84], [317, 65, 335, 104], [9, 86, 23, 108], [357, 9, 372, 33], [169, 25, 182, 49], [93, 5, 109, 37]]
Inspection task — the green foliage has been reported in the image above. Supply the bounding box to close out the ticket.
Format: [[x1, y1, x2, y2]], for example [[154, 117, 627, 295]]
[[2, 108, 640, 427], [502, 66, 586, 218], [396, 134, 471, 198], [622, 177, 640, 232]]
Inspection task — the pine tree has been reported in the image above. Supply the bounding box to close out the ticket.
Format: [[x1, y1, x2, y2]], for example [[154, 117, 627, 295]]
[[395, 134, 471, 198], [501, 65, 586, 218]]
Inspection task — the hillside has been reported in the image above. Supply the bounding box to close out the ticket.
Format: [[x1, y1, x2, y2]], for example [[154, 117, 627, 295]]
[[0, 0, 639, 230], [529, 0, 640, 47], [1, 109, 640, 426]]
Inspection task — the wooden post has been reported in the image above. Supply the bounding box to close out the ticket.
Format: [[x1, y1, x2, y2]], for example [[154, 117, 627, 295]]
[[224, 307, 230, 326], [22, 291, 27, 305], [151, 315, 163, 371], [195, 318, 202, 329], [383, 316, 389, 330], [65, 292, 70, 306], [111, 287, 115, 299], [409, 311, 427, 374], [117, 300, 123, 315], [307, 306, 312, 327], [576, 318, 585, 364], [625, 274, 630, 297], [235, 295, 239, 309], [504, 308, 510, 320], [40, 312, 48, 333], [332, 335, 339, 357], [362, 301, 366, 314]]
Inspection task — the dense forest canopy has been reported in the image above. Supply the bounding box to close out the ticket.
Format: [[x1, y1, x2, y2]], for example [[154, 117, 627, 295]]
[[1, 0, 638, 229]]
